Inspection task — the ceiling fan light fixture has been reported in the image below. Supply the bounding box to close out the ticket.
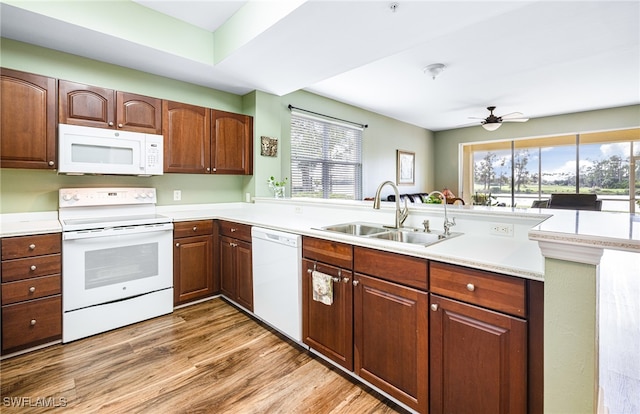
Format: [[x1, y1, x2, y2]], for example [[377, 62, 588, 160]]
[[482, 122, 501, 131], [423, 63, 445, 80]]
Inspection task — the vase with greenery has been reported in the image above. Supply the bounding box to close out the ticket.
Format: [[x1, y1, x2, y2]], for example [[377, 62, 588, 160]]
[[268, 176, 288, 198]]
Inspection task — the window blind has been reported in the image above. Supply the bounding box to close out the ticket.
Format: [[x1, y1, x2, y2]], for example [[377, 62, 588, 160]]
[[290, 112, 363, 199]]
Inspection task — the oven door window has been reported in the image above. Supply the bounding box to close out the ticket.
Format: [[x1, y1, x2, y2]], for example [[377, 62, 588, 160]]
[[85, 242, 158, 289]]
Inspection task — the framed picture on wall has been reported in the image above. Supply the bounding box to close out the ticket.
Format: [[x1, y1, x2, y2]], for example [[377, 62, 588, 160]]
[[396, 150, 415, 185]]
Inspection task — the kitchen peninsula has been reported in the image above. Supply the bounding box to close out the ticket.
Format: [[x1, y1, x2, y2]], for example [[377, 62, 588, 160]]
[[2, 198, 637, 413]]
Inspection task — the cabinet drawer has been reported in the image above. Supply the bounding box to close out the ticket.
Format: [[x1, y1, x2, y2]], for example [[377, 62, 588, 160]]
[[219, 220, 251, 242], [354, 247, 427, 290], [174, 220, 213, 238], [1, 233, 61, 260], [2, 295, 62, 352], [303, 237, 353, 269], [430, 262, 526, 317], [1, 254, 61, 282], [2, 275, 61, 305]]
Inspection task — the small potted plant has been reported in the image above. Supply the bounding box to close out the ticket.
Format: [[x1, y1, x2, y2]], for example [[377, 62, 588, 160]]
[[267, 176, 288, 198]]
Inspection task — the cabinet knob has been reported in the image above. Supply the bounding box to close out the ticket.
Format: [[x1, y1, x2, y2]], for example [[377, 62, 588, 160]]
[[466, 283, 475, 292], [431, 304, 439, 311], [108, 121, 114, 126], [352, 280, 359, 286], [118, 123, 123, 128], [342, 278, 350, 283], [230, 228, 237, 232], [30, 265, 37, 271], [29, 286, 36, 293], [192, 226, 198, 232], [48, 160, 55, 166], [206, 167, 211, 172], [29, 244, 36, 250], [30, 319, 37, 326], [175, 242, 180, 247], [213, 168, 217, 172]]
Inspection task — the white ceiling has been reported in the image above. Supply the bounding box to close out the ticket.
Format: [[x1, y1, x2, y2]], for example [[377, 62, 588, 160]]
[[2, 1, 639, 131]]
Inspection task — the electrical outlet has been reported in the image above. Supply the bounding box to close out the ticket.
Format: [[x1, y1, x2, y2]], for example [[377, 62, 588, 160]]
[[173, 190, 181, 201], [490, 223, 514, 237]]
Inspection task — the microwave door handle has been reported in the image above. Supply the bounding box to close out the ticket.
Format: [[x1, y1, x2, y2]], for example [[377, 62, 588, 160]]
[[140, 142, 146, 171]]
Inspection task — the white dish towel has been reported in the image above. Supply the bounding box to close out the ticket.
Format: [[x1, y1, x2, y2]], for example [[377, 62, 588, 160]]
[[312, 270, 334, 306]]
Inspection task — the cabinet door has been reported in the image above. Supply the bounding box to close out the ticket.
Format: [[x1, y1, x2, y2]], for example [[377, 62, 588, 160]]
[[59, 80, 115, 128], [302, 259, 353, 370], [219, 236, 236, 299], [430, 294, 527, 414], [234, 240, 253, 311], [211, 110, 253, 175], [0, 69, 56, 169], [173, 235, 213, 305], [354, 273, 428, 414], [163, 100, 211, 173], [116, 91, 162, 134]]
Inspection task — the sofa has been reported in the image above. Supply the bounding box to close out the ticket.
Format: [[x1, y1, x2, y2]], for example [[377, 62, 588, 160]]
[[547, 193, 602, 211]]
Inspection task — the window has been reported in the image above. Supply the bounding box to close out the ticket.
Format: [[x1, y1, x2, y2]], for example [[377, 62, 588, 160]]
[[462, 128, 640, 212], [290, 112, 363, 199]]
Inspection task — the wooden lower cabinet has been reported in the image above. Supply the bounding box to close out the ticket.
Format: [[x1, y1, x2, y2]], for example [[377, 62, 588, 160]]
[[220, 236, 253, 311], [173, 221, 214, 306], [429, 294, 527, 414], [302, 258, 353, 370], [1, 233, 62, 354], [354, 273, 428, 414]]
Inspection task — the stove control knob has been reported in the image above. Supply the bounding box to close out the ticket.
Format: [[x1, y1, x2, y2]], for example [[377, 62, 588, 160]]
[[62, 193, 78, 202]]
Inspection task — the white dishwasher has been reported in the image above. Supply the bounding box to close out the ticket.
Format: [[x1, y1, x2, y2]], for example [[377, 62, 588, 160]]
[[251, 227, 303, 344]]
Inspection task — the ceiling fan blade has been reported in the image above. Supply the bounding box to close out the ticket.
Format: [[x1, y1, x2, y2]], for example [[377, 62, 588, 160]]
[[500, 112, 524, 119], [503, 118, 529, 123], [467, 116, 485, 120], [457, 121, 482, 128]]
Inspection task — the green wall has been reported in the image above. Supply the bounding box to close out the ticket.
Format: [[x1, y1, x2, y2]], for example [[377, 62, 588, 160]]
[[0, 38, 434, 212], [433, 105, 640, 196]]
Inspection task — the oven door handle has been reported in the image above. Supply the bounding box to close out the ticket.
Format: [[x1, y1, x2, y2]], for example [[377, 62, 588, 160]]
[[63, 222, 173, 241]]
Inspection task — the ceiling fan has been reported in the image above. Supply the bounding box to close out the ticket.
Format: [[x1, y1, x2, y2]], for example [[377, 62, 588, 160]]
[[468, 106, 529, 131]]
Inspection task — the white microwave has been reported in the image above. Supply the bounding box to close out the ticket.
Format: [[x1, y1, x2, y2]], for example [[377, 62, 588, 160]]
[[58, 124, 163, 176]]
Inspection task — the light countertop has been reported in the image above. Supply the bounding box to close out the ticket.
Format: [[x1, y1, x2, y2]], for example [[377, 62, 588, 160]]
[[3, 198, 639, 281]]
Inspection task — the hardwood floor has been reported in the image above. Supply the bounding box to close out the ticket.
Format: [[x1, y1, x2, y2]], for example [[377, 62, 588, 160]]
[[1, 298, 408, 413]]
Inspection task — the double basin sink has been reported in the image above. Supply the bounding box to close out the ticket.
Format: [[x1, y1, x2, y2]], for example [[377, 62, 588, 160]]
[[319, 222, 461, 247]]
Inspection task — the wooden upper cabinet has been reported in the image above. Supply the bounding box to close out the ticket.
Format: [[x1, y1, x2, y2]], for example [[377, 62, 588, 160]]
[[59, 80, 115, 129], [59, 80, 161, 134], [162, 100, 211, 173], [0, 68, 57, 169], [212, 110, 253, 175], [116, 92, 162, 134]]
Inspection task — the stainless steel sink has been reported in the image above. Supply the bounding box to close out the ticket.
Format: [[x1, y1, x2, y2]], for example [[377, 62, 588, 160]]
[[320, 222, 389, 236], [319, 222, 461, 247], [370, 230, 461, 245]]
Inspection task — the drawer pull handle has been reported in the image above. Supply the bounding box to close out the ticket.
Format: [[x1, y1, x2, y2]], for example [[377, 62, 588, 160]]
[[29, 287, 36, 293], [431, 304, 439, 311], [193, 226, 198, 231], [466, 283, 475, 292], [30, 265, 37, 271], [29, 244, 36, 250], [30, 319, 37, 326]]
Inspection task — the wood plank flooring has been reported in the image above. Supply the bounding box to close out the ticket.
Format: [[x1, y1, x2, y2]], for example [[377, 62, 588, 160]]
[[1, 298, 408, 413]]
